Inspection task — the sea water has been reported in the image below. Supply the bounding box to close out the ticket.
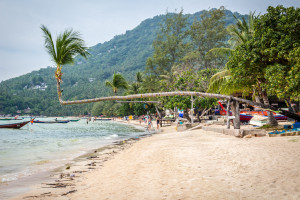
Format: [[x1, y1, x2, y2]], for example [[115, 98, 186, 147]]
[[0, 119, 147, 184]]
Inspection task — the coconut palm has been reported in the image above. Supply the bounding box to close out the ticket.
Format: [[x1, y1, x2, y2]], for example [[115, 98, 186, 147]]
[[136, 72, 143, 84], [105, 72, 128, 94], [206, 12, 257, 58], [41, 25, 89, 102], [125, 82, 140, 95], [207, 12, 257, 95], [227, 12, 256, 48]]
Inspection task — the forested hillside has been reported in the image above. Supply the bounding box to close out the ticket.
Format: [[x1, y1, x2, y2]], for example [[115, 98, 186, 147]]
[[0, 9, 246, 116]]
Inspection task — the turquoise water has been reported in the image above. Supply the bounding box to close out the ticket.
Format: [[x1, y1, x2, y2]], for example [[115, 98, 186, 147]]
[[0, 119, 146, 183]]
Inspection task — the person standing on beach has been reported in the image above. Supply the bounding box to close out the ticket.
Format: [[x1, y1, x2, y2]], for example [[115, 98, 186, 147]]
[[156, 116, 160, 129], [148, 115, 153, 130]]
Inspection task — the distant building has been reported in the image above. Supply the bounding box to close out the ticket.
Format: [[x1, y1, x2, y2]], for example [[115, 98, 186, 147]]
[[24, 107, 31, 114], [88, 78, 96, 82], [32, 83, 48, 91]]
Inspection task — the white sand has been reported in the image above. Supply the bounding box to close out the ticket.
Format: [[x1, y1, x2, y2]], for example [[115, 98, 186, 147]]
[[12, 123, 300, 200]]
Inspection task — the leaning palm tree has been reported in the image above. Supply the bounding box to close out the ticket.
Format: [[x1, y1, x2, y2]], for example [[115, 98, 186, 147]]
[[41, 25, 89, 102], [39, 27, 299, 124], [105, 72, 128, 94]]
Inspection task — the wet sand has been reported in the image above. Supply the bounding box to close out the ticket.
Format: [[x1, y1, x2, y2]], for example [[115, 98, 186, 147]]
[[10, 121, 300, 200]]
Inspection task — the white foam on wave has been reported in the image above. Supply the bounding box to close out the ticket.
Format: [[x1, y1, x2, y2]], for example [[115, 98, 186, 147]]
[[104, 134, 119, 140]]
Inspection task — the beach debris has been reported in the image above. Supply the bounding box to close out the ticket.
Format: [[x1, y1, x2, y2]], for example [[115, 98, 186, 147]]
[[73, 170, 87, 173], [43, 182, 74, 188], [87, 167, 96, 169], [86, 162, 96, 166], [62, 190, 77, 196], [24, 192, 52, 199], [66, 165, 71, 170], [244, 134, 252, 138], [87, 155, 99, 159]]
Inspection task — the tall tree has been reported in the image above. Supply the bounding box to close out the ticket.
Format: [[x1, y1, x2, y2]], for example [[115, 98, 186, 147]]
[[146, 9, 190, 76], [207, 12, 256, 96], [189, 7, 228, 69], [105, 72, 128, 94], [40, 25, 89, 102]]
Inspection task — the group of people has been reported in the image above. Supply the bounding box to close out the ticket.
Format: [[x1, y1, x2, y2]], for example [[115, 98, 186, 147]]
[[139, 115, 160, 130]]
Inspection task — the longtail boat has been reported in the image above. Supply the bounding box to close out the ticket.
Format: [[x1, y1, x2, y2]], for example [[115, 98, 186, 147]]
[[95, 118, 112, 121], [0, 118, 12, 120], [33, 120, 70, 124], [69, 119, 80, 122], [0, 121, 30, 129]]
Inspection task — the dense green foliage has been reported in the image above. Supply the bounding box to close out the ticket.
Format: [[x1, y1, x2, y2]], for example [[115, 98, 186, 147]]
[[227, 6, 300, 102], [0, 9, 247, 116], [144, 7, 228, 119], [105, 73, 128, 94]]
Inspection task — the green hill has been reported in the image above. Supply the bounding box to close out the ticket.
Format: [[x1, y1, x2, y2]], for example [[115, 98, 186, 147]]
[[0, 9, 247, 116]]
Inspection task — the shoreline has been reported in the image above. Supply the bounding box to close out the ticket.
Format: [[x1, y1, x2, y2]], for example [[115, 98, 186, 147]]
[[7, 121, 300, 200], [0, 120, 154, 200]]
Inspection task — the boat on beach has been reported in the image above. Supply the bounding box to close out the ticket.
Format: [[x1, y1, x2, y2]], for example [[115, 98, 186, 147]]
[[95, 118, 112, 121], [0, 121, 30, 129], [33, 120, 70, 123], [239, 114, 253, 122], [69, 119, 80, 122], [240, 111, 288, 120], [0, 117, 23, 120], [0, 118, 12, 120], [218, 101, 288, 122]]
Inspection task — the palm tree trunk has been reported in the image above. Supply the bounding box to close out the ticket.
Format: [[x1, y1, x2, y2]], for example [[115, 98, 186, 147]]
[[226, 100, 231, 129], [234, 100, 240, 129], [286, 99, 296, 113], [194, 107, 200, 122], [184, 109, 192, 123], [55, 90, 300, 122], [231, 100, 240, 129], [261, 90, 278, 126], [254, 92, 262, 110], [56, 78, 63, 104]]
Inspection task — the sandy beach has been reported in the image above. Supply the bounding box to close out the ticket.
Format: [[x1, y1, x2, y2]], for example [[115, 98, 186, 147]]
[[9, 121, 300, 200]]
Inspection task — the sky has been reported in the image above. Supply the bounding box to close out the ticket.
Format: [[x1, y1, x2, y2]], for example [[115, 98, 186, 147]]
[[0, 0, 299, 82]]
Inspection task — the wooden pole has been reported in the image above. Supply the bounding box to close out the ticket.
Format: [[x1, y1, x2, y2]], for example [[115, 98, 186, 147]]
[[235, 101, 240, 129], [226, 100, 231, 129], [191, 96, 194, 124]]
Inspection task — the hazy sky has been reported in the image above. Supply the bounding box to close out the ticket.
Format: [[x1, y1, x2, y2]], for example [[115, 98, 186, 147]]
[[0, 0, 299, 81]]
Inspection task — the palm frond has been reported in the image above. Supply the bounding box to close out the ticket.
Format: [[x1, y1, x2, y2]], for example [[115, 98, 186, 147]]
[[41, 25, 90, 67], [206, 48, 233, 58], [207, 70, 231, 93], [40, 25, 57, 64], [105, 80, 113, 88], [136, 72, 143, 83]]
